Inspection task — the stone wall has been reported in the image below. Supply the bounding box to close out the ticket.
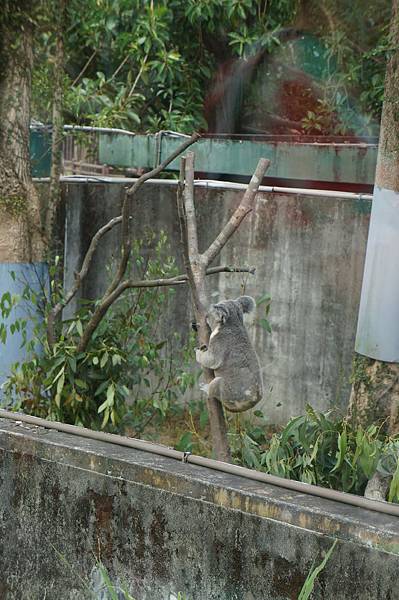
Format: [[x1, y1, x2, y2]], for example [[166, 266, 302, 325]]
[[0, 419, 398, 599]]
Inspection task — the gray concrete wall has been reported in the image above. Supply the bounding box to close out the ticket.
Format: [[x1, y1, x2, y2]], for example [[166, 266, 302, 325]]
[[48, 179, 371, 424], [0, 419, 398, 600]]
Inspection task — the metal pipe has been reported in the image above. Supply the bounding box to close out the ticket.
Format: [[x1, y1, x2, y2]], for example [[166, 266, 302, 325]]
[[31, 124, 138, 136], [63, 125, 136, 136], [33, 175, 373, 202], [0, 409, 398, 517], [33, 124, 193, 139]]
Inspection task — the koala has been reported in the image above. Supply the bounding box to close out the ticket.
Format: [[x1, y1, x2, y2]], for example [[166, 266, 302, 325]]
[[195, 296, 263, 413]]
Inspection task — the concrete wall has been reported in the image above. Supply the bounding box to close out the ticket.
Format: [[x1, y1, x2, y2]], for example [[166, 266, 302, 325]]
[[50, 179, 371, 424], [0, 419, 398, 600]]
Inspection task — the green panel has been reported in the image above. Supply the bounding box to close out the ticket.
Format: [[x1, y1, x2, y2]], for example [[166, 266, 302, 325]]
[[99, 133, 378, 185], [30, 128, 52, 177]]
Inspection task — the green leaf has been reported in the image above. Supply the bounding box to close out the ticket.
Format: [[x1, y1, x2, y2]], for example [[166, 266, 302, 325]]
[[68, 356, 77, 373], [75, 378, 88, 390], [106, 382, 115, 406], [98, 399, 109, 414], [52, 365, 65, 385], [100, 351, 109, 369], [95, 380, 109, 397], [101, 407, 110, 429], [112, 354, 122, 366], [175, 431, 193, 452], [56, 372, 65, 398], [331, 429, 347, 473], [76, 320, 83, 337], [298, 540, 337, 600], [388, 459, 399, 503], [257, 293, 271, 306], [259, 318, 272, 333]]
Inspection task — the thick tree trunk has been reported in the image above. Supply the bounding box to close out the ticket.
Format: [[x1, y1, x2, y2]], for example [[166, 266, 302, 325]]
[[0, 7, 45, 263], [348, 357, 399, 435], [349, 1, 399, 437]]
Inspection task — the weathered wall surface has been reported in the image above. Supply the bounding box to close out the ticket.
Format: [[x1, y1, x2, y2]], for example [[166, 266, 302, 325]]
[[45, 179, 371, 424], [0, 420, 398, 600]]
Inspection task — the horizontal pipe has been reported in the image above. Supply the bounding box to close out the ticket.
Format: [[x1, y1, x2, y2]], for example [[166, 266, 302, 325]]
[[0, 409, 398, 518], [0, 410, 181, 460], [31, 125, 191, 138], [33, 176, 373, 202]]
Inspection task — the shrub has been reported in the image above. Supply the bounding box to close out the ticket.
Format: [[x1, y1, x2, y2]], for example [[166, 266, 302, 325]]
[[0, 232, 196, 434], [230, 404, 399, 502]]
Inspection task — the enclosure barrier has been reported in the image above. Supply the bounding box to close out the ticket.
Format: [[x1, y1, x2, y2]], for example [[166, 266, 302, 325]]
[[0, 409, 398, 518], [0, 414, 398, 599]]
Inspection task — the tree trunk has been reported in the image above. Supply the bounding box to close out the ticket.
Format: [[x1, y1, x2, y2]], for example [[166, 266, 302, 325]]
[[348, 0, 399, 436], [348, 356, 399, 435], [46, 0, 66, 243], [0, 6, 45, 263]]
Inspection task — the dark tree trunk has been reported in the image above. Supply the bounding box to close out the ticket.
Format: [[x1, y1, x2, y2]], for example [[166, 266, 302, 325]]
[[348, 0, 399, 437], [0, 4, 44, 262]]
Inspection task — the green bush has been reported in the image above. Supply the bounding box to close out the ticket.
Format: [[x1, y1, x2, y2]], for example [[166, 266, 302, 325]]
[[230, 404, 399, 502], [1, 232, 196, 433]]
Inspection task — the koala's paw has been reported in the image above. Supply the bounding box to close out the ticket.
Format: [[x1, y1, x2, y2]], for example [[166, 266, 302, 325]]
[[199, 382, 209, 395], [195, 346, 207, 362]]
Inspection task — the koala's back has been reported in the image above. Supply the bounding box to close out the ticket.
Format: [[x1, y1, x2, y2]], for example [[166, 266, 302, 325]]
[[210, 322, 263, 410]]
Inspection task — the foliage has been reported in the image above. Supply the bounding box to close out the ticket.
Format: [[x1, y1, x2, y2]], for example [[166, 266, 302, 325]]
[[33, 0, 296, 130], [80, 548, 335, 600], [3, 0, 392, 137], [257, 292, 272, 333], [177, 399, 399, 502], [90, 562, 136, 599], [298, 540, 337, 600], [28, 0, 392, 137], [89, 561, 189, 599], [0, 232, 196, 434], [230, 404, 399, 502]]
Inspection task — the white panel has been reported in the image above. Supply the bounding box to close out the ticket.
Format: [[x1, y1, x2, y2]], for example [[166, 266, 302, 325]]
[[356, 186, 399, 362]]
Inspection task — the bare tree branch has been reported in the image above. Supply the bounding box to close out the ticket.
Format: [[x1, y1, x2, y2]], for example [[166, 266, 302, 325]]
[[46, 215, 123, 345], [127, 266, 256, 286], [182, 152, 200, 259], [103, 133, 202, 310], [54, 133, 202, 345], [45, 0, 66, 346], [69, 133, 201, 353], [178, 153, 230, 462], [74, 265, 255, 354], [202, 158, 270, 266], [125, 133, 201, 200], [177, 156, 190, 269], [176, 155, 270, 462], [72, 49, 97, 86]]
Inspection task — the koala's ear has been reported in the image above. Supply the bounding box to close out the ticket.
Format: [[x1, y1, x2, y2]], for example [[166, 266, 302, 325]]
[[235, 296, 256, 314]]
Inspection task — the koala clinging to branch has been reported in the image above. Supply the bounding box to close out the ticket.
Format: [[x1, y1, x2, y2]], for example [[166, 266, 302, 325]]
[[195, 296, 263, 413]]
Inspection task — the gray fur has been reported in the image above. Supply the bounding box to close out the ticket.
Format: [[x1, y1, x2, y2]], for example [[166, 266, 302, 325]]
[[195, 296, 263, 412]]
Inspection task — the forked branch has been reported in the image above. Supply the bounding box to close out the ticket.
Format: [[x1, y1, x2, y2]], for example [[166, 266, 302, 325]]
[[177, 153, 270, 461], [47, 133, 201, 350]]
